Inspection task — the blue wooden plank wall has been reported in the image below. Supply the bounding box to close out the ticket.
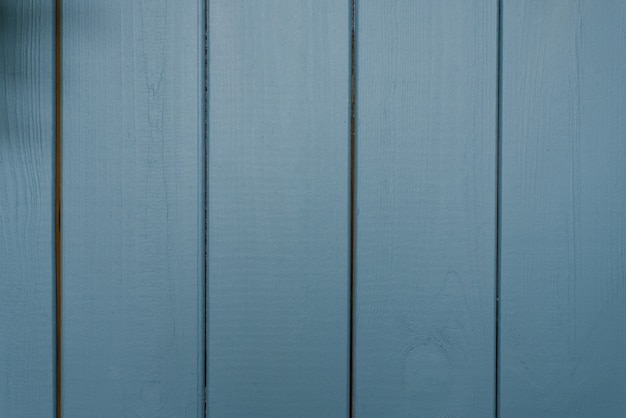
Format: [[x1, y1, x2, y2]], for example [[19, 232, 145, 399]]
[[61, 1, 203, 416], [0, 1, 55, 416], [206, 1, 350, 416], [2, 1, 626, 417], [353, 1, 497, 416], [499, 1, 626, 416]]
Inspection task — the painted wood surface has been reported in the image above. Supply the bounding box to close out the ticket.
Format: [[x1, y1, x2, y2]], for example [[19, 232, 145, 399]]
[[353, 1, 497, 416], [61, 1, 203, 416], [499, 1, 626, 416], [0, 1, 55, 416], [207, 1, 350, 416]]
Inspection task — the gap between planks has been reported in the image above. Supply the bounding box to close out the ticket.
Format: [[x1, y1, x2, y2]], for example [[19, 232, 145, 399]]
[[495, 0, 503, 417], [55, 0, 62, 417], [349, 0, 357, 417]]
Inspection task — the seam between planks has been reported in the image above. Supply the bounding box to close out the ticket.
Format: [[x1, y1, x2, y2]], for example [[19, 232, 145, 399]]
[[202, 0, 209, 416], [349, 0, 357, 417], [495, 0, 503, 417], [55, 0, 62, 417]]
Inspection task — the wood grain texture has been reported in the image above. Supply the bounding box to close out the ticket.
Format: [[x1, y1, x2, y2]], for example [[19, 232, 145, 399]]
[[500, 1, 626, 416], [61, 1, 202, 416], [354, 1, 497, 416], [207, 1, 350, 416], [0, 1, 55, 416]]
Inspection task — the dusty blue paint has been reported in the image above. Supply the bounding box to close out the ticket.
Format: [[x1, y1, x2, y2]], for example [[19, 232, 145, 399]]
[[207, 1, 351, 416], [0, 1, 55, 416], [61, 1, 203, 416], [500, 1, 626, 416], [3, 1, 626, 417], [353, 1, 498, 416]]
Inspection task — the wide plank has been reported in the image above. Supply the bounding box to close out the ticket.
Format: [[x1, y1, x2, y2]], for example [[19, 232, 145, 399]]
[[207, 1, 350, 416], [499, 1, 626, 416], [354, 1, 498, 416], [61, 1, 203, 416], [0, 1, 55, 416]]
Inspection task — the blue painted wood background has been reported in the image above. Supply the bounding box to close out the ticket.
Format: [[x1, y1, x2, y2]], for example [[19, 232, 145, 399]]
[[354, 2, 497, 415], [207, 2, 350, 416], [1, 1, 625, 417], [1, 1, 55, 415], [499, 1, 626, 417]]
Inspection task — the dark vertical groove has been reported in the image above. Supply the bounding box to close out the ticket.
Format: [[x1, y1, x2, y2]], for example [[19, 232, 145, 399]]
[[349, 0, 357, 417], [202, 0, 209, 417], [55, 0, 62, 417], [495, 0, 502, 417], [202, 0, 209, 416], [200, 0, 209, 417]]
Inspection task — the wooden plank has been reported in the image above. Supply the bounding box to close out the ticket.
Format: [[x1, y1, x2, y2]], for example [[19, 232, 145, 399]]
[[61, 1, 203, 416], [207, 1, 350, 416], [0, 1, 55, 416], [354, 1, 497, 416], [500, 1, 626, 416]]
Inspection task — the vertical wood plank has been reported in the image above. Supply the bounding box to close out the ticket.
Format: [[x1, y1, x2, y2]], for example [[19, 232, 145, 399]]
[[61, 1, 202, 416], [500, 1, 626, 416], [0, 1, 55, 416], [354, 1, 497, 416], [207, 1, 350, 416]]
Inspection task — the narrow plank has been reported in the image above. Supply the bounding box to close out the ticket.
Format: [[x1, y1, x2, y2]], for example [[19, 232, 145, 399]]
[[354, 1, 497, 416], [0, 1, 55, 416], [207, 1, 350, 416], [61, 1, 202, 416], [500, 1, 626, 416]]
